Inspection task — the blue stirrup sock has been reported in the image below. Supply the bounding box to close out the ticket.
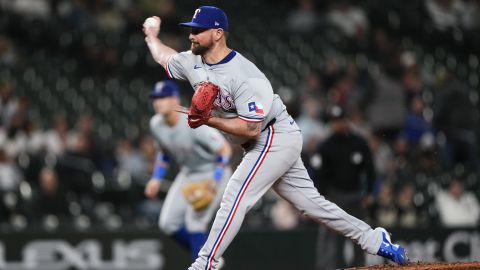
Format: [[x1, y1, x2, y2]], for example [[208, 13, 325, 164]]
[[172, 226, 190, 250], [189, 232, 208, 261]]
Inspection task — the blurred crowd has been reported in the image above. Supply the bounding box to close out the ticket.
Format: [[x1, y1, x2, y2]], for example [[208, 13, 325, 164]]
[[0, 84, 162, 230], [0, 0, 479, 232]]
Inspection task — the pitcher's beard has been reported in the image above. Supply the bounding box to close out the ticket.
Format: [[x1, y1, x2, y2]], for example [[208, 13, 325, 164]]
[[191, 43, 209, 55]]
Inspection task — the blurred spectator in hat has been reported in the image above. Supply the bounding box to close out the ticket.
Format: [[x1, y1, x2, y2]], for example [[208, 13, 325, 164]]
[[435, 178, 480, 227]]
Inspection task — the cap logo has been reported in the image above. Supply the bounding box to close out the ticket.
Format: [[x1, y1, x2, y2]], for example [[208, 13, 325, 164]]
[[155, 82, 164, 93], [215, 21, 219, 26], [193, 8, 201, 19]]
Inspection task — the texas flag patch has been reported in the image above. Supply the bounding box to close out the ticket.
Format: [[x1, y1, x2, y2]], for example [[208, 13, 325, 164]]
[[248, 101, 264, 115]]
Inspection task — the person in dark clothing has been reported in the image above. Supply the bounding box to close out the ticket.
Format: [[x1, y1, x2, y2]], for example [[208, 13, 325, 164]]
[[311, 106, 376, 269], [434, 74, 480, 172], [29, 167, 70, 228], [312, 107, 376, 213]]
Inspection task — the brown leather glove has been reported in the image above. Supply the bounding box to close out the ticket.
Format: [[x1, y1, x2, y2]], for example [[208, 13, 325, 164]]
[[182, 180, 216, 211], [188, 82, 220, 128]]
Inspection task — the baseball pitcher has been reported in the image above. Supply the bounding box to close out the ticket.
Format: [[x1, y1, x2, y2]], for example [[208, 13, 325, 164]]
[[143, 6, 408, 270]]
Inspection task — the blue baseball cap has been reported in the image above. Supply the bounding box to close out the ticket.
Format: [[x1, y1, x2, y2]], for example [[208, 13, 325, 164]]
[[150, 80, 179, 98], [179, 6, 228, 31]]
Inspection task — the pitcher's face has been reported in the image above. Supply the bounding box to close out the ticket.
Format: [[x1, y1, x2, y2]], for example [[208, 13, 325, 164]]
[[189, 28, 218, 55]]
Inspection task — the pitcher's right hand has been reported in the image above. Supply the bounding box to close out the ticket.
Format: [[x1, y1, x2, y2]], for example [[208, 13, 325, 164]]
[[143, 16, 161, 37]]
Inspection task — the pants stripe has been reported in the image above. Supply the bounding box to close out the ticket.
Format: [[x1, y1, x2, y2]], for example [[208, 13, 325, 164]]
[[205, 126, 275, 270]]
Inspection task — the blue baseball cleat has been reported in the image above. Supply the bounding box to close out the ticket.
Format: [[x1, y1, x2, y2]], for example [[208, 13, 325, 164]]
[[376, 229, 408, 265]]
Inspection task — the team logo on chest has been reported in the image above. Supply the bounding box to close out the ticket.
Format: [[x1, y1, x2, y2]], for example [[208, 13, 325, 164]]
[[193, 81, 234, 111], [214, 89, 235, 111]]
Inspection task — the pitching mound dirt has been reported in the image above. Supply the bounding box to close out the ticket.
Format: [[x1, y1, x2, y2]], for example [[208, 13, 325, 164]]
[[339, 261, 480, 270]]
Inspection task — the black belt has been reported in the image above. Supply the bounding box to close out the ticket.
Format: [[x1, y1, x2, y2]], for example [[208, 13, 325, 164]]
[[262, 118, 276, 132], [241, 118, 276, 150]]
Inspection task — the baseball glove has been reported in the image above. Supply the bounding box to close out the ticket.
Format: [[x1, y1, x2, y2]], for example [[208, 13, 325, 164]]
[[188, 82, 220, 129], [182, 180, 216, 211]]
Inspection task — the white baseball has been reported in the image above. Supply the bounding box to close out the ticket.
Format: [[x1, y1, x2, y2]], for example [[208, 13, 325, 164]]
[[144, 17, 158, 28]]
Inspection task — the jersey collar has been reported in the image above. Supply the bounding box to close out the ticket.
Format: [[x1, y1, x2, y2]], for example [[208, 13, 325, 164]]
[[203, 50, 236, 66]]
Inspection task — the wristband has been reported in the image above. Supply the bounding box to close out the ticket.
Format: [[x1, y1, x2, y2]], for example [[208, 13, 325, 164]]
[[152, 153, 170, 180], [213, 166, 224, 183], [215, 155, 230, 166], [213, 155, 230, 182], [153, 166, 167, 181]]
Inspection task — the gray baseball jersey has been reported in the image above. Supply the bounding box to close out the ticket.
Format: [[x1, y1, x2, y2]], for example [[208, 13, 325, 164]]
[[165, 50, 385, 270], [150, 114, 231, 234], [150, 114, 225, 172], [166, 50, 300, 144]]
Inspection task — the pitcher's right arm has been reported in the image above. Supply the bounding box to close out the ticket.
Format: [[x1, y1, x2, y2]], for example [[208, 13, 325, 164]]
[[143, 16, 178, 69]]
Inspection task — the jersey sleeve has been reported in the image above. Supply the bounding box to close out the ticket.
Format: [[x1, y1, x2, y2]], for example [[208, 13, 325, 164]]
[[234, 78, 274, 122], [165, 51, 194, 80], [149, 115, 165, 149], [193, 126, 226, 153], [149, 116, 159, 138]]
